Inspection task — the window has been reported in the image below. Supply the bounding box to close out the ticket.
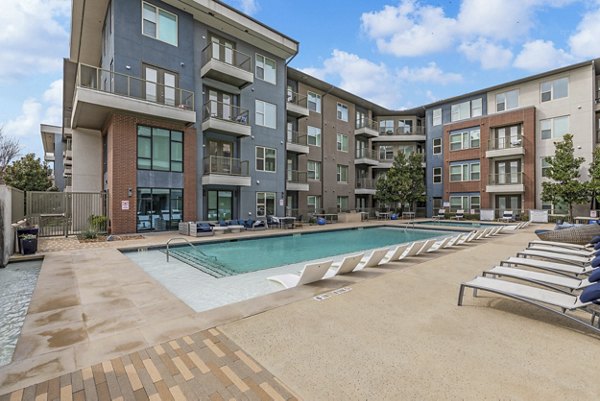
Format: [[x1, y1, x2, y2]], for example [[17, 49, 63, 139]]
[[541, 77, 568, 102], [137, 125, 183, 172], [379, 145, 394, 160], [379, 120, 394, 135], [433, 197, 443, 210], [336, 134, 348, 152], [136, 188, 183, 231], [449, 162, 480, 182], [449, 128, 480, 151], [337, 196, 349, 212], [397, 120, 413, 134], [496, 89, 519, 112], [337, 103, 348, 121], [433, 167, 442, 184], [255, 100, 276, 129], [336, 165, 348, 183], [307, 160, 321, 180], [451, 99, 482, 122], [449, 194, 480, 212], [433, 138, 442, 154], [494, 125, 522, 149], [307, 195, 321, 212], [307, 126, 321, 146], [142, 2, 178, 46], [432, 108, 442, 126], [541, 159, 551, 177], [541, 116, 569, 140], [307, 92, 321, 113], [356, 110, 366, 128], [256, 192, 276, 217], [256, 146, 276, 172], [255, 54, 276, 84]]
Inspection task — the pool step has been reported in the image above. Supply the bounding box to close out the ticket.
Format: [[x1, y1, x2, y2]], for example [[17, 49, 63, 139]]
[[163, 248, 236, 278]]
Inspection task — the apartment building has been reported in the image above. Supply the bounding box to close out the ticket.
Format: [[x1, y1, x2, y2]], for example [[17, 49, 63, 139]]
[[40, 124, 65, 190]]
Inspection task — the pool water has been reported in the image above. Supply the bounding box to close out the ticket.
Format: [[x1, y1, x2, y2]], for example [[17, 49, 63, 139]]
[[413, 221, 501, 228], [0, 261, 41, 366], [166, 226, 449, 277]]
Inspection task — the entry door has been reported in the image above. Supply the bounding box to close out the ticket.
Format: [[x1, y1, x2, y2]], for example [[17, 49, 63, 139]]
[[144, 65, 178, 106], [496, 160, 521, 184], [496, 195, 521, 213], [211, 36, 234, 64], [207, 190, 233, 221], [207, 89, 235, 120], [287, 159, 293, 181], [207, 140, 234, 174]]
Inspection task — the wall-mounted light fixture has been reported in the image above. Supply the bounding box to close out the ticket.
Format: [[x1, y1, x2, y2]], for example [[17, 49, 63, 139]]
[[125, 65, 131, 70]]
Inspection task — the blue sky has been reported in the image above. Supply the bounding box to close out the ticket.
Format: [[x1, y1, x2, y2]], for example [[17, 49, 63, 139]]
[[1, 0, 600, 159]]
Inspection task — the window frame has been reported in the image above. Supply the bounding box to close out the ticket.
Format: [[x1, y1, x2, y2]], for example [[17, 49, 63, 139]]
[[449, 161, 480, 182], [449, 194, 480, 212], [450, 99, 482, 122], [432, 167, 442, 184], [336, 133, 349, 152], [336, 164, 348, 183], [255, 146, 276, 173], [337, 103, 349, 121], [255, 53, 276, 85], [336, 196, 349, 212], [256, 192, 276, 218], [449, 128, 480, 151], [541, 77, 568, 103], [432, 138, 442, 155], [379, 120, 394, 135], [307, 160, 321, 180], [432, 108, 442, 126], [137, 125, 183, 172], [307, 195, 321, 212], [540, 115, 569, 140], [496, 89, 519, 112], [255, 99, 277, 129], [307, 91, 321, 113], [142, 1, 178, 46], [307, 126, 321, 147]]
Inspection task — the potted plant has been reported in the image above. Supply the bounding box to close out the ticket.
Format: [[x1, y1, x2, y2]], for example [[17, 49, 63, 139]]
[[15, 219, 39, 254], [19, 234, 38, 255]]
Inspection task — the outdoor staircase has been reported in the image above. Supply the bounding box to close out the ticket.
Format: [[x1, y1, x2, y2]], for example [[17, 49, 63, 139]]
[[161, 248, 237, 278]]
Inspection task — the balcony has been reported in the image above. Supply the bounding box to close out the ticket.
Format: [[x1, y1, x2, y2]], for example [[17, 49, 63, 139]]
[[486, 136, 524, 158], [64, 166, 72, 176], [486, 172, 525, 193], [202, 100, 251, 137], [64, 158, 73, 166], [286, 131, 309, 154], [200, 43, 253, 88], [64, 149, 73, 160], [286, 171, 309, 191], [354, 148, 378, 166], [375, 158, 394, 169], [202, 156, 251, 187], [372, 126, 426, 142], [286, 91, 309, 117], [355, 178, 376, 195], [44, 152, 55, 162], [355, 119, 379, 138], [72, 64, 196, 129]]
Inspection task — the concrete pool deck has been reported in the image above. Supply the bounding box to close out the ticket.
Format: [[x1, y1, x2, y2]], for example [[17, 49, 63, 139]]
[[2, 222, 599, 399]]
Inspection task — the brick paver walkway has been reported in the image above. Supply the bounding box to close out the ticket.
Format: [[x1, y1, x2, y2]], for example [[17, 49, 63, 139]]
[[0, 328, 298, 401]]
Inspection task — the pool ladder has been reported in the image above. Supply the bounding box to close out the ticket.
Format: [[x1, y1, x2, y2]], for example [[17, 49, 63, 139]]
[[402, 218, 416, 231], [165, 237, 211, 262]]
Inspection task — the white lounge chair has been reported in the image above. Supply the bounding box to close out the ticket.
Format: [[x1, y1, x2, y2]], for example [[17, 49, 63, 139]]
[[395, 241, 424, 260], [380, 243, 411, 264], [450, 209, 464, 220], [458, 276, 600, 334], [444, 233, 466, 248], [267, 261, 333, 288], [527, 244, 596, 258], [432, 209, 446, 220], [416, 239, 438, 255], [354, 248, 391, 270], [499, 210, 514, 222], [516, 249, 591, 267], [528, 240, 593, 251], [428, 236, 453, 252], [501, 256, 594, 277], [484, 266, 594, 292], [457, 231, 478, 244], [325, 253, 365, 278]]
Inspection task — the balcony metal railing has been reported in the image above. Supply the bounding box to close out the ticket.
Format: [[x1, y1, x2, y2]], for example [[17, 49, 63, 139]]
[[203, 156, 249, 176], [287, 131, 308, 146], [356, 178, 376, 189], [488, 172, 524, 185], [287, 171, 308, 184], [203, 100, 249, 125], [378, 126, 426, 136], [201, 42, 252, 73], [286, 90, 308, 108], [77, 63, 194, 110], [488, 136, 523, 150], [355, 148, 377, 160], [355, 119, 378, 131]]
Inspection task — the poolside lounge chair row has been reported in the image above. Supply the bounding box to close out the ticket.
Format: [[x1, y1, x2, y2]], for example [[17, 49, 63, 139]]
[[458, 237, 600, 335]]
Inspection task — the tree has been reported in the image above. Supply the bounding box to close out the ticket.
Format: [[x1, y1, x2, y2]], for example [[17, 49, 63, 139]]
[[541, 134, 588, 221], [3, 153, 53, 191], [0, 127, 21, 182], [588, 146, 600, 208], [375, 151, 426, 212]]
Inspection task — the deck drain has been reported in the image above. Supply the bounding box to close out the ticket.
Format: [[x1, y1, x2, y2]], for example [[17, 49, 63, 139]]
[[313, 287, 352, 301]]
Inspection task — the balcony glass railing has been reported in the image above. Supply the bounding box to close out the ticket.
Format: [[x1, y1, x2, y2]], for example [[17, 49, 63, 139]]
[[488, 136, 523, 150], [355, 119, 378, 131], [201, 42, 252, 73], [203, 100, 249, 125], [287, 171, 307, 184], [286, 131, 308, 146], [77, 63, 194, 110], [488, 172, 523, 185], [286, 90, 308, 108], [203, 156, 249, 176], [355, 148, 377, 160], [356, 178, 376, 189]]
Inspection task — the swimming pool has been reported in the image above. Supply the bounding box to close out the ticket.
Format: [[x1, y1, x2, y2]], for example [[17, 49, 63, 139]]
[[165, 226, 450, 278], [413, 220, 502, 228], [0, 260, 41, 366]]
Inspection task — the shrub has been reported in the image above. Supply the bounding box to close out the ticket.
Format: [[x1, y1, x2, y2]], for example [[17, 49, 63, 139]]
[[88, 215, 108, 231]]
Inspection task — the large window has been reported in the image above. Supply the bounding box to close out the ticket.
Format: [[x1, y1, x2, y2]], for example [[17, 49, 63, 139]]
[[336, 134, 349, 152], [137, 125, 183, 172], [449, 127, 480, 151], [307, 160, 321, 180], [307, 126, 321, 146], [378, 145, 394, 160], [397, 120, 413, 134], [449, 194, 480, 212], [541, 159, 551, 177], [451, 99, 482, 122], [337, 196, 349, 212], [541, 116, 569, 140], [433, 167, 442, 184], [337, 103, 349, 121], [496, 89, 519, 112], [207, 190, 232, 221], [307, 195, 321, 212], [432, 108, 442, 126], [255, 100, 276, 129], [136, 188, 183, 231], [256, 146, 276, 172], [450, 161, 480, 182], [256, 192, 276, 217], [541, 77, 568, 102], [142, 2, 178, 46], [379, 120, 394, 135], [255, 54, 276, 84], [308, 92, 321, 113], [336, 165, 348, 183], [433, 138, 442, 154]]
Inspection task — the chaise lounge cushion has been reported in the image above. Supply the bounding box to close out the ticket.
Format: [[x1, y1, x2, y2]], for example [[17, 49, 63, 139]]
[[579, 282, 600, 303], [591, 236, 600, 244], [594, 242, 600, 250], [588, 268, 600, 283], [592, 256, 600, 268]]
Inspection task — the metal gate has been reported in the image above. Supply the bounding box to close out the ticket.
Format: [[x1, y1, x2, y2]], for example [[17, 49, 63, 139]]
[[26, 191, 109, 237]]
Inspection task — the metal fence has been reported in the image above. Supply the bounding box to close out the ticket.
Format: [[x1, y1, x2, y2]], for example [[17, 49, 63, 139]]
[[26, 191, 109, 237]]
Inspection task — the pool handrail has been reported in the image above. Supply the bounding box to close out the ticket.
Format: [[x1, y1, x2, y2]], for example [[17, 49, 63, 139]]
[[165, 237, 212, 262]]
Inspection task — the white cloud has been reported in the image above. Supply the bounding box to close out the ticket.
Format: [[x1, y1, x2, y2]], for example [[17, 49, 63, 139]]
[[569, 5, 600, 58], [237, 0, 259, 15], [456, 0, 534, 40], [513, 40, 575, 72], [458, 39, 513, 70], [397, 62, 463, 84], [0, 0, 69, 81], [2, 99, 42, 139]]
